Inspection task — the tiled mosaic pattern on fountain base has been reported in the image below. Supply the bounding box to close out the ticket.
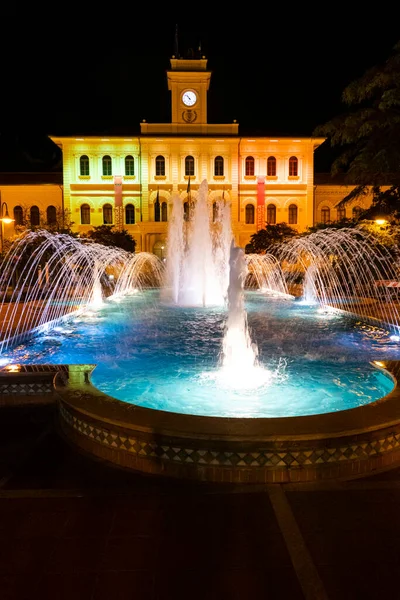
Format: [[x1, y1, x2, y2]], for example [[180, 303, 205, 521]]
[[0, 364, 69, 396], [59, 403, 400, 470], [0, 381, 54, 395]]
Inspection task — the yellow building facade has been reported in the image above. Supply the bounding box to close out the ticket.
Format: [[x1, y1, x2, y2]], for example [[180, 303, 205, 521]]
[[48, 54, 327, 254], [0, 53, 377, 254]]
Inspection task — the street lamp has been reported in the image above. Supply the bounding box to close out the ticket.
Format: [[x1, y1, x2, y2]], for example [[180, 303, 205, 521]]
[[0, 201, 15, 253]]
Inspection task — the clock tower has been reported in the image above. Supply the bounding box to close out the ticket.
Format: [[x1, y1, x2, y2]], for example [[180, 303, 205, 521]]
[[140, 36, 238, 135], [167, 52, 211, 126]]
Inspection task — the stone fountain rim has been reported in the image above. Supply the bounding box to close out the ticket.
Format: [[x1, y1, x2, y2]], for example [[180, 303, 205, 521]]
[[55, 362, 400, 483], [56, 361, 400, 442]]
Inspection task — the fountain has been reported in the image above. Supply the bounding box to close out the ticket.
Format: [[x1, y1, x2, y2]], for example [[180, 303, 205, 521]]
[[162, 179, 231, 306], [2, 185, 400, 483], [276, 227, 400, 331], [0, 229, 164, 352]]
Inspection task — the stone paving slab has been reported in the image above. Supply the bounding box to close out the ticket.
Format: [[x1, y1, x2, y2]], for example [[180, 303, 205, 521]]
[[1, 404, 400, 599]]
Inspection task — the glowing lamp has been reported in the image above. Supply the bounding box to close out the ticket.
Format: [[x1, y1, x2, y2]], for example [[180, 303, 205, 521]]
[[0, 203, 14, 224], [5, 364, 21, 372], [0, 201, 15, 252]]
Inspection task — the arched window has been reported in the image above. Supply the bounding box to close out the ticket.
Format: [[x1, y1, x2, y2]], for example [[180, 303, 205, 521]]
[[125, 155, 135, 176], [30, 206, 40, 227], [161, 202, 168, 222], [154, 196, 161, 222], [289, 156, 298, 177], [245, 156, 255, 176], [267, 204, 276, 225], [103, 203, 113, 224], [13, 205, 23, 225], [102, 155, 112, 176], [184, 201, 190, 222], [288, 204, 297, 225], [125, 203, 135, 225], [80, 155, 89, 176], [156, 155, 165, 176], [267, 156, 276, 177], [337, 206, 346, 221], [321, 206, 330, 224], [46, 205, 57, 225], [81, 204, 91, 225], [245, 204, 255, 224], [352, 205, 362, 220], [185, 155, 195, 177], [214, 156, 224, 176]]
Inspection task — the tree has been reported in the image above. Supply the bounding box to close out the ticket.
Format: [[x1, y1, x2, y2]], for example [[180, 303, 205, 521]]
[[7, 205, 77, 237], [247, 223, 298, 254], [42, 207, 77, 235], [305, 218, 356, 234], [83, 225, 136, 252], [313, 39, 400, 219]]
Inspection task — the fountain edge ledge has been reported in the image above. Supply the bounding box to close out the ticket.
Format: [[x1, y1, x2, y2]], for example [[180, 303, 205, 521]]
[[53, 362, 400, 484]]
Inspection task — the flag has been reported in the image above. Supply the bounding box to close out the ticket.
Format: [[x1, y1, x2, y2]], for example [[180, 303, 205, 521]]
[[257, 177, 265, 231], [155, 187, 160, 222], [187, 176, 191, 200], [114, 176, 123, 207]]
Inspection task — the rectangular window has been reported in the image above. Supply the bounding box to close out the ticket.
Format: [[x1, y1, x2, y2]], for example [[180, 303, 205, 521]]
[[156, 156, 165, 176], [103, 205, 113, 224], [245, 157, 255, 176], [125, 157, 135, 176], [289, 157, 298, 177], [125, 204, 135, 224], [288, 206, 297, 225], [185, 157, 195, 176], [321, 208, 330, 224], [81, 205, 91, 225], [103, 156, 112, 176], [267, 206, 276, 225], [80, 156, 90, 176], [267, 157, 276, 176], [214, 157, 224, 176]]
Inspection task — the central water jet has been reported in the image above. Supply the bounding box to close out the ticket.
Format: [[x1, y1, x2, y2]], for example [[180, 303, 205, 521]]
[[163, 179, 232, 306], [215, 241, 275, 389]]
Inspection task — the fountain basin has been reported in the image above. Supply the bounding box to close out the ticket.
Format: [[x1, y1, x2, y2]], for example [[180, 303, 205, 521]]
[[56, 362, 400, 484]]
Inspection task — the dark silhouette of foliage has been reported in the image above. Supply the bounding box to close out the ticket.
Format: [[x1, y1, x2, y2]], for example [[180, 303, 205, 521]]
[[305, 218, 356, 234], [247, 223, 298, 254], [83, 225, 136, 252], [313, 40, 400, 218]]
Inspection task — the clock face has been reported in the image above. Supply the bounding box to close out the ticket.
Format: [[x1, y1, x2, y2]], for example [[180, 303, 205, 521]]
[[182, 91, 197, 107]]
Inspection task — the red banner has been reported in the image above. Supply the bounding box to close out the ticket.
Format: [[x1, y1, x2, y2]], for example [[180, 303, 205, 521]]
[[256, 176, 265, 231], [114, 176, 123, 207]]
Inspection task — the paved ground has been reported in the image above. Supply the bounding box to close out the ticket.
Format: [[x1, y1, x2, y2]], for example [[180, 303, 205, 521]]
[[1, 402, 400, 599]]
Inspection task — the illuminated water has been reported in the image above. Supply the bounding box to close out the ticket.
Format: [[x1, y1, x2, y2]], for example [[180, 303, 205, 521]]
[[2, 289, 396, 418]]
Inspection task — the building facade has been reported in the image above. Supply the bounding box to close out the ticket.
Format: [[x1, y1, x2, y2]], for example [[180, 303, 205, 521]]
[[0, 53, 376, 256]]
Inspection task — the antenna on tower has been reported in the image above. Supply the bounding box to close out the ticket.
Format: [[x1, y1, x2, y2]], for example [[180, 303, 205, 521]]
[[174, 24, 179, 58]]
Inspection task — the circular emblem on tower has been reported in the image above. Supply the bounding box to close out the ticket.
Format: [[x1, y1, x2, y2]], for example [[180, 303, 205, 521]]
[[183, 110, 197, 123]]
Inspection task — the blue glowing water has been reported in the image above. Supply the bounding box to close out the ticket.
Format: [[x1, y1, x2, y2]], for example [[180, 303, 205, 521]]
[[3, 290, 397, 418]]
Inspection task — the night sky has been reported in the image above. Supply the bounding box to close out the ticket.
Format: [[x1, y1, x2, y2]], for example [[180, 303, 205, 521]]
[[1, 10, 399, 172]]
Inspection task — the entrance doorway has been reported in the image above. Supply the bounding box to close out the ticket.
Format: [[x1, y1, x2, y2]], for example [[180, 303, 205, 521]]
[[153, 240, 167, 262]]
